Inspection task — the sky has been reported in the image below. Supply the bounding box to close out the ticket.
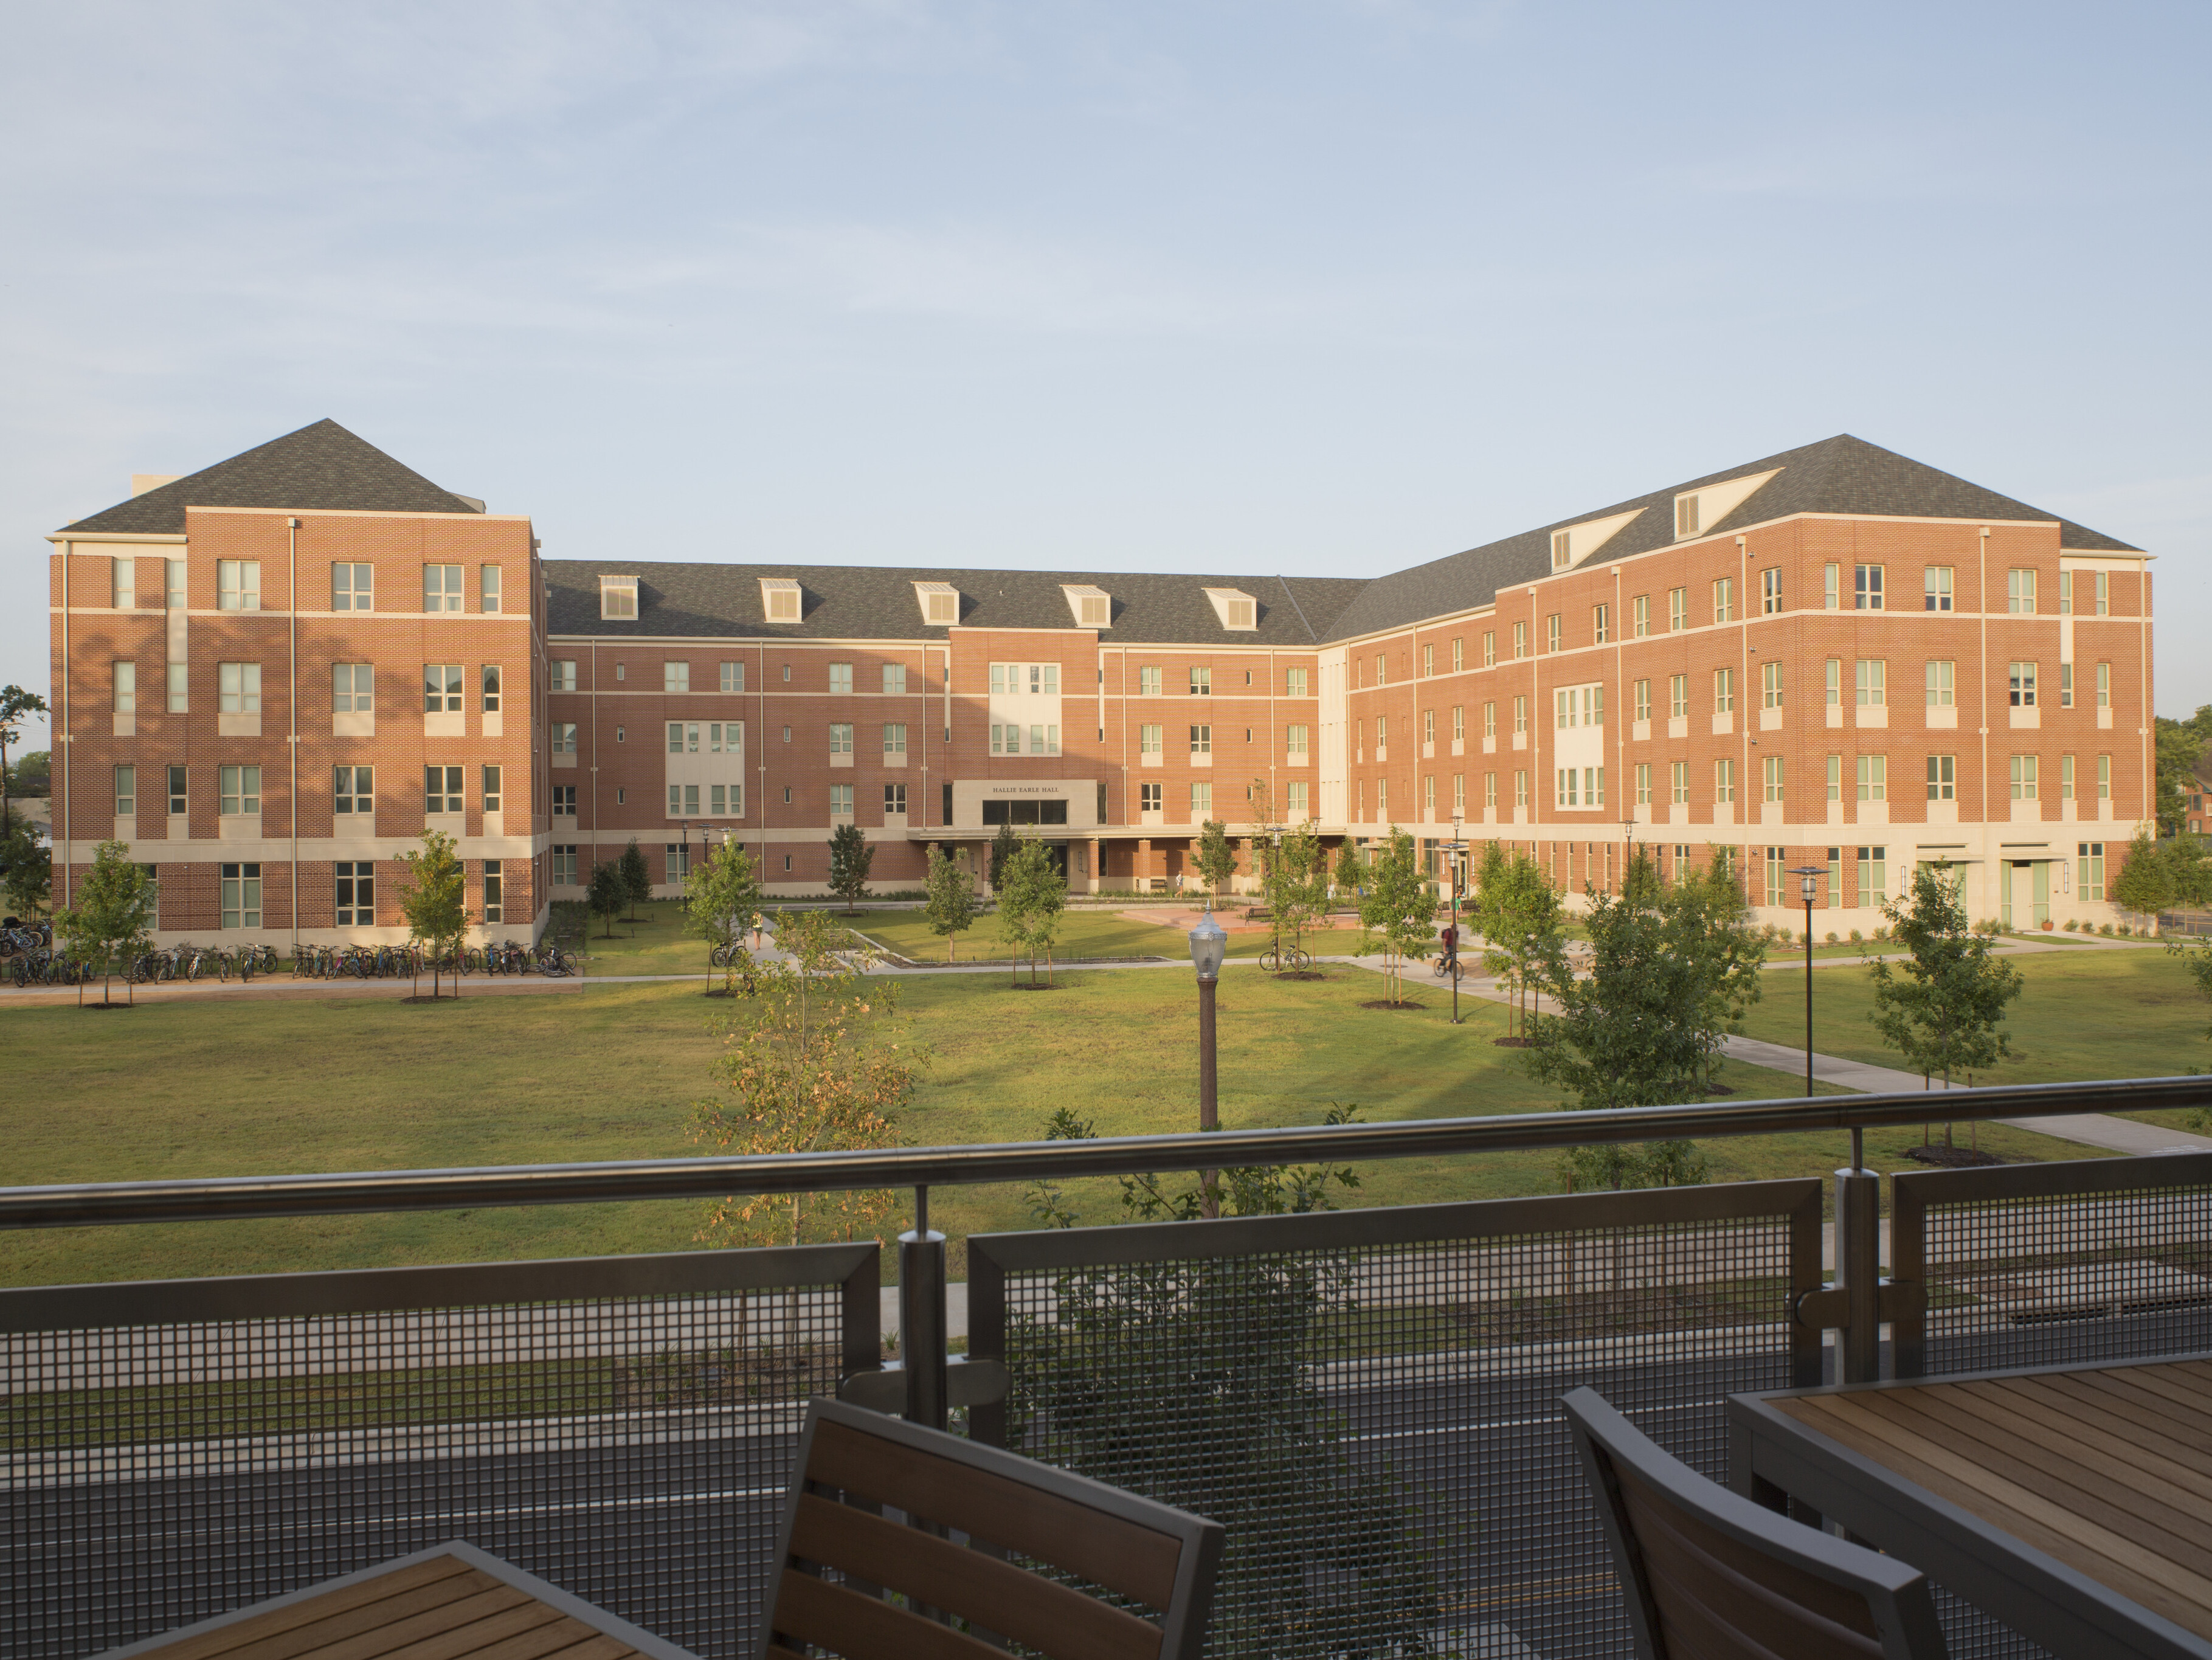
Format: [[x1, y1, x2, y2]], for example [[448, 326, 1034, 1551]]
[[5, 0, 2210, 759]]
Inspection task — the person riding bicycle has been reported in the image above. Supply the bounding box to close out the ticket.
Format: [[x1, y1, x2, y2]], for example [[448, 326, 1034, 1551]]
[[1438, 921, 1459, 975]]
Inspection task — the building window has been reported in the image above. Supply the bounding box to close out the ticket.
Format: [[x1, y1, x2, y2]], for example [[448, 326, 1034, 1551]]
[[424, 664, 463, 713], [1857, 755, 1887, 802], [1138, 666, 1163, 696], [2061, 753, 2076, 801], [114, 764, 136, 817], [829, 722, 853, 755], [1627, 679, 1646, 723], [334, 766, 374, 815], [869, 662, 903, 697], [550, 846, 576, 888], [479, 564, 500, 614], [1713, 668, 1734, 715], [1827, 755, 1842, 803], [2010, 755, 2039, 800], [1190, 666, 1212, 696], [1375, 778, 1386, 817], [1715, 759, 1734, 805], [1288, 780, 1310, 817], [1761, 661, 1784, 709], [1668, 587, 1687, 632], [822, 662, 852, 695], [1450, 705, 1464, 744], [1377, 714, 1389, 748], [553, 784, 577, 815], [1139, 723, 1163, 756], [1926, 755, 1957, 801], [1855, 660, 1886, 707], [1713, 577, 1735, 624], [167, 765, 187, 816], [1592, 604, 1609, 643], [1764, 756, 1786, 804], [112, 661, 136, 717], [1825, 659, 1840, 708], [1451, 639, 1464, 673], [1482, 632, 1496, 667], [598, 575, 638, 619], [1634, 763, 1651, 806], [659, 661, 688, 694], [1631, 595, 1648, 638], [1513, 694, 1529, 735], [1190, 724, 1212, 756], [1512, 621, 1527, 659], [1676, 496, 1700, 536], [1555, 768, 1577, 809], [1191, 782, 1212, 817], [1858, 847, 1888, 907], [2098, 753, 2112, 800], [221, 863, 262, 929], [2059, 663, 2073, 708], [1545, 614, 1561, 653], [1277, 666, 1305, 699], [1482, 702, 1496, 739], [1422, 643, 1435, 676], [1424, 709, 1436, 746], [480, 860, 503, 924], [219, 765, 261, 817], [331, 563, 373, 611], [2008, 662, 2037, 707], [325, 663, 370, 713], [884, 723, 907, 757], [2007, 569, 2037, 614], [218, 560, 260, 612], [1854, 564, 1884, 610], [334, 861, 374, 925], [553, 660, 577, 693], [423, 564, 463, 612], [482, 766, 502, 814], [1424, 775, 1436, 816], [1515, 770, 1529, 809], [1551, 529, 1571, 569], [1287, 723, 1309, 758], [1761, 569, 1782, 614], [1926, 660, 1954, 707], [1373, 654, 1386, 686], [874, 782, 904, 818], [482, 665, 502, 713], [1765, 848, 1787, 908], [716, 661, 745, 694], [2079, 842, 2106, 901], [551, 722, 576, 753], [1924, 567, 1953, 612], [426, 766, 463, 815], [1140, 782, 1163, 812], [112, 558, 135, 609], [2096, 662, 2111, 708], [219, 662, 261, 713], [2095, 571, 2110, 616], [167, 662, 188, 713]]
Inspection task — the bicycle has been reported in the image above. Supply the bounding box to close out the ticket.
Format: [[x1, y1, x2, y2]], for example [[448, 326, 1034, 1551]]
[[1258, 944, 1313, 972], [534, 946, 576, 978]]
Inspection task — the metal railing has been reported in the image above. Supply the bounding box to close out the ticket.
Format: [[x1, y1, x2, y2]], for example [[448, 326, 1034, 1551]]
[[5, 1075, 2212, 1659]]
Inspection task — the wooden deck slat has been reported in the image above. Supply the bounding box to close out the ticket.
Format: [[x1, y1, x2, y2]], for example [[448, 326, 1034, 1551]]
[[2032, 1370, 2212, 1455], [1973, 1378, 2212, 1484], [236, 1588, 539, 1660], [147, 1561, 483, 1660], [368, 1602, 570, 1660], [1778, 1394, 2212, 1639], [222, 1579, 517, 1660]]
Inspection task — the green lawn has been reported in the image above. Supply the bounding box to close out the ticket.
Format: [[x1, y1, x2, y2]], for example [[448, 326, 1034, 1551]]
[[0, 951, 2125, 1288]]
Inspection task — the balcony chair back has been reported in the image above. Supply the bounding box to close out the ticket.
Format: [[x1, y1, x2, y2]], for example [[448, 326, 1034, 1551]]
[[758, 1397, 1223, 1660], [1563, 1387, 1949, 1660]]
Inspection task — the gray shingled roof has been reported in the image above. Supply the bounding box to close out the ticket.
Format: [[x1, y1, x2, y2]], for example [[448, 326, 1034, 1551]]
[[1317, 434, 2141, 644], [59, 419, 480, 534], [545, 561, 1370, 646]]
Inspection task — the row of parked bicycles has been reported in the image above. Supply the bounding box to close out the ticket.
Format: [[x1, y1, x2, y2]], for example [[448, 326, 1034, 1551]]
[[1, 920, 578, 987]]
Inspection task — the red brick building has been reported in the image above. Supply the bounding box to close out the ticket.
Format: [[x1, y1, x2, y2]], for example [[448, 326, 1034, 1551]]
[[45, 424, 2154, 946]]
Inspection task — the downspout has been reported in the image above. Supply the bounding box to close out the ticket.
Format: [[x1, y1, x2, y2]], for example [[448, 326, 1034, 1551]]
[[2140, 558, 2151, 834], [756, 640, 767, 868], [1979, 527, 1991, 876], [59, 539, 71, 909], [1739, 536, 1751, 904], [589, 640, 599, 871], [288, 517, 300, 956]]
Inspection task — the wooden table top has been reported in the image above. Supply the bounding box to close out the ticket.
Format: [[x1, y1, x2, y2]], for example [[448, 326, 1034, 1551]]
[[101, 1541, 697, 1660], [1771, 1357, 2212, 1644]]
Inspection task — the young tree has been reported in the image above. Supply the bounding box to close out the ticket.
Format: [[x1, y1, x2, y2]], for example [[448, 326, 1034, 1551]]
[[1000, 838, 1067, 984], [826, 822, 874, 913], [54, 839, 155, 1007], [1259, 821, 1329, 968], [987, 821, 1020, 894], [396, 828, 471, 999], [1866, 859, 2026, 1093], [1473, 842, 1567, 1042], [2112, 825, 2176, 922], [1528, 851, 1764, 1188], [2154, 708, 2212, 836], [922, 843, 977, 961], [1194, 817, 1238, 898], [1358, 826, 1435, 1005], [2167, 834, 2212, 909], [587, 860, 625, 939], [619, 838, 653, 921], [686, 839, 763, 992], [0, 685, 48, 840], [1, 807, 50, 921], [690, 908, 927, 1247], [1333, 837, 1365, 901]]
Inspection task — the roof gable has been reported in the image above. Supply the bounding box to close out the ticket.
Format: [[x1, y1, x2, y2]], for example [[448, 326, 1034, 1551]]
[[59, 419, 480, 534]]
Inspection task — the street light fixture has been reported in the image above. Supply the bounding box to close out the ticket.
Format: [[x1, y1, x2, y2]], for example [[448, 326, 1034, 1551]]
[[1188, 904, 1227, 1219], [1786, 863, 1840, 1157]]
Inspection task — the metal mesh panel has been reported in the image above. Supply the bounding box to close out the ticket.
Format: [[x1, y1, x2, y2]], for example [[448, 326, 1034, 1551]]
[[1, 1247, 874, 1660], [975, 1185, 1820, 1660]]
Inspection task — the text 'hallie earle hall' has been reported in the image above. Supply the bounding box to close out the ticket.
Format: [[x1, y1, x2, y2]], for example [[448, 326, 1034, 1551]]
[[44, 419, 2151, 944]]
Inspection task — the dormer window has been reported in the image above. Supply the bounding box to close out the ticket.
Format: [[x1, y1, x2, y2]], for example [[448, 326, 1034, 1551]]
[[1551, 531, 1571, 570], [912, 581, 960, 626], [1673, 469, 1780, 542], [760, 578, 802, 623], [1203, 587, 1257, 631], [1062, 584, 1112, 628], [1675, 495, 1701, 538], [599, 576, 638, 620]]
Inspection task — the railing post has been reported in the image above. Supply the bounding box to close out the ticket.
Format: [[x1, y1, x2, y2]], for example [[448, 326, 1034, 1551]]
[[1833, 1164, 1882, 1384], [900, 1184, 949, 1430]]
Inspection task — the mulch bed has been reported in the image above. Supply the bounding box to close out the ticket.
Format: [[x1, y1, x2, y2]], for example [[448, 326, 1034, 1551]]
[[1360, 999, 1426, 1011], [1270, 970, 1328, 981], [1904, 1144, 2006, 1168], [1492, 1035, 1532, 1048]]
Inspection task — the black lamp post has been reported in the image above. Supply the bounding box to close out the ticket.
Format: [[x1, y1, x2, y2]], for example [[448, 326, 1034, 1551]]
[[1788, 862, 1825, 1102], [1446, 813, 1465, 1024], [680, 823, 691, 907], [1188, 904, 1227, 1219]]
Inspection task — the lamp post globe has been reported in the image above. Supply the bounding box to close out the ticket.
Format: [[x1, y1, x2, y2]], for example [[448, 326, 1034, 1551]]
[[1788, 865, 1826, 1115], [1187, 903, 1227, 1217]]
